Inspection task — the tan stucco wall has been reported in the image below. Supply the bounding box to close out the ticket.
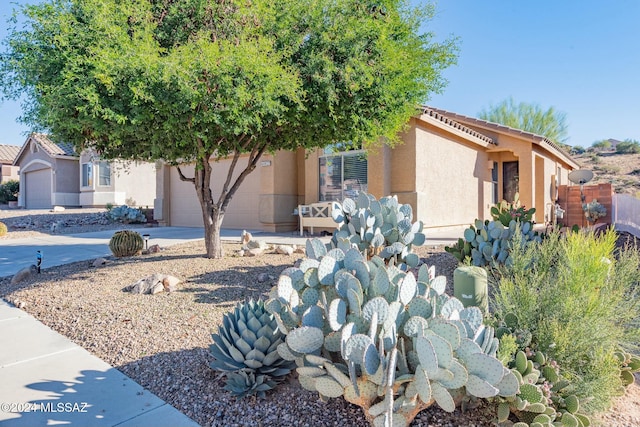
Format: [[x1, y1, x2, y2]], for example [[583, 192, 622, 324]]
[[411, 118, 492, 229]]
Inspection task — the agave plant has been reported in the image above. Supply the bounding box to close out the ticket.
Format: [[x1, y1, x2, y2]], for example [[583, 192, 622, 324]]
[[210, 299, 295, 398]]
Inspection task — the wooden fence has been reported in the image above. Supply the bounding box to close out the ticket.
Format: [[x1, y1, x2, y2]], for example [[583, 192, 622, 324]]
[[556, 183, 614, 228]]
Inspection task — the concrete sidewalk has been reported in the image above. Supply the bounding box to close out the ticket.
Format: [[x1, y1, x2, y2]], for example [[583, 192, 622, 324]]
[[0, 298, 200, 427]]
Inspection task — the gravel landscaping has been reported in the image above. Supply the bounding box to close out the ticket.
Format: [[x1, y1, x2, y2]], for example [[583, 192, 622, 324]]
[[0, 208, 638, 426]]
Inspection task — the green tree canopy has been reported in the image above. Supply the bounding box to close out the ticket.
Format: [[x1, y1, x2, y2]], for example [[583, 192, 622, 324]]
[[1, 0, 458, 257], [478, 97, 569, 146]]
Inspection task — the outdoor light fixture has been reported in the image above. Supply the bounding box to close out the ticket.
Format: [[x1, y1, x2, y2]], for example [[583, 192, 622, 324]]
[[142, 234, 150, 251], [36, 250, 42, 274]]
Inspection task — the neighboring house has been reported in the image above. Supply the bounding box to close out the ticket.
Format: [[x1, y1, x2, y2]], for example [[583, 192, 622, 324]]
[[154, 106, 579, 231], [0, 144, 21, 184], [13, 133, 156, 209]]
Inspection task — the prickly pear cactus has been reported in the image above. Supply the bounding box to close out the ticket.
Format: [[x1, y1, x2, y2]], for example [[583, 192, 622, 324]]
[[445, 219, 542, 267], [266, 245, 517, 426], [330, 192, 426, 269], [108, 230, 144, 257], [496, 349, 591, 427]]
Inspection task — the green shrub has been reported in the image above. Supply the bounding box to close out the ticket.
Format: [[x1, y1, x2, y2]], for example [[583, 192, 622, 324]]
[[493, 229, 640, 413], [0, 180, 19, 203], [616, 140, 640, 154], [0, 221, 7, 237]]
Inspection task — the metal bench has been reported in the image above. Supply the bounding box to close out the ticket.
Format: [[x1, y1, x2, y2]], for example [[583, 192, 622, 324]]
[[298, 202, 338, 236]]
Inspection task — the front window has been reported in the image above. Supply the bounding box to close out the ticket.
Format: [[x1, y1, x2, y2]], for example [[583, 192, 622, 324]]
[[319, 149, 367, 202], [82, 163, 93, 187], [491, 162, 499, 203], [98, 162, 111, 186]]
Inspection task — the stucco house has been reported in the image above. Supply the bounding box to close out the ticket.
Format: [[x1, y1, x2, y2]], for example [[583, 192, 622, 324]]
[[154, 106, 579, 232], [0, 144, 21, 184], [13, 133, 156, 209]]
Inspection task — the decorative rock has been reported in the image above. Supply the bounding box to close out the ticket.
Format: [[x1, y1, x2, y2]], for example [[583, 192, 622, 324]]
[[257, 273, 275, 283], [124, 274, 182, 294], [236, 250, 245, 257], [92, 257, 110, 268], [147, 244, 161, 254], [11, 265, 38, 285], [50, 206, 66, 212], [275, 245, 294, 256], [293, 245, 305, 254], [243, 239, 267, 251], [245, 248, 264, 257], [241, 230, 253, 245]]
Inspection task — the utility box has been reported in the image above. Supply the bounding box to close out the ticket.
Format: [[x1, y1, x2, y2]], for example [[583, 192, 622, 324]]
[[453, 266, 488, 312]]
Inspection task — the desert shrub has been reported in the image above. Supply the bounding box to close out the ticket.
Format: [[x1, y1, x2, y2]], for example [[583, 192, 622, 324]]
[[0, 180, 19, 203], [0, 221, 7, 236], [591, 139, 611, 150], [107, 205, 147, 223], [597, 164, 620, 174], [582, 199, 607, 224], [570, 145, 585, 155], [616, 140, 640, 154], [493, 229, 640, 413]]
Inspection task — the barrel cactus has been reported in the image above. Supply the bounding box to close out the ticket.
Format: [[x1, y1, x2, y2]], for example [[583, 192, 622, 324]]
[[330, 192, 426, 269], [108, 230, 144, 257], [0, 221, 7, 237], [266, 243, 518, 426], [210, 299, 295, 398]]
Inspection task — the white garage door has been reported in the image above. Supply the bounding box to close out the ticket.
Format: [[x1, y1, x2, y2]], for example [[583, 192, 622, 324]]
[[25, 169, 52, 209], [169, 160, 261, 229]]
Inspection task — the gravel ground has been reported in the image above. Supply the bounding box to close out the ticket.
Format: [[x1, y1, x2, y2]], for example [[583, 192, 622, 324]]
[[0, 208, 638, 426]]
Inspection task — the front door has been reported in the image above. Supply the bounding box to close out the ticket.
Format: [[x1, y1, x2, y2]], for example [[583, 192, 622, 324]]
[[503, 161, 519, 203]]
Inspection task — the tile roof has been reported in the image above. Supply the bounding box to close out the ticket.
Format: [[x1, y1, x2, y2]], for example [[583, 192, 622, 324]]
[[0, 144, 21, 164], [30, 133, 77, 157], [419, 106, 496, 145], [425, 106, 578, 168]]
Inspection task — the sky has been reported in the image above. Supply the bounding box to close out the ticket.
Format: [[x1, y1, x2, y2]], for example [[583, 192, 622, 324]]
[[0, 0, 639, 148]]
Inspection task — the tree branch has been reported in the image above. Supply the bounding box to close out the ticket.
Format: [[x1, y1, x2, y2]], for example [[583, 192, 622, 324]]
[[176, 166, 195, 183], [219, 141, 269, 213]]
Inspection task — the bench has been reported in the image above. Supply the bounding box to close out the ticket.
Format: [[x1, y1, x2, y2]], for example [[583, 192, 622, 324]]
[[298, 202, 339, 236]]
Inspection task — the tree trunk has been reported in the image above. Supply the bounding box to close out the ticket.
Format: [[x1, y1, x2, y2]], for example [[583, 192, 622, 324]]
[[204, 206, 225, 259], [177, 140, 268, 259]]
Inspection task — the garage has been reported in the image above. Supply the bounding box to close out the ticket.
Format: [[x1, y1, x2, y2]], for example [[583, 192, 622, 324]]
[[169, 160, 261, 229], [24, 168, 52, 208]]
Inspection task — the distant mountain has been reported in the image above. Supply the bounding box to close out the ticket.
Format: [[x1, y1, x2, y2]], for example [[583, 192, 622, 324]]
[[573, 151, 640, 197]]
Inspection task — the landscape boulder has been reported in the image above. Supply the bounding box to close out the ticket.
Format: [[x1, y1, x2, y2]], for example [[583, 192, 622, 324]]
[[92, 257, 110, 268], [124, 274, 182, 295], [275, 245, 294, 256], [11, 265, 37, 285]]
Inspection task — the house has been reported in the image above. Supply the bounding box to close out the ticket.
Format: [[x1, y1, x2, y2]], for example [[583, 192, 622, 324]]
[[13, 133, 156, 209], [0, 144, 21, 184], [153, 106, 579, 231]]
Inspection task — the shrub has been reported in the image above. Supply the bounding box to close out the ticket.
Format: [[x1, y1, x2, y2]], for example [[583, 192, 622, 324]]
[[0, 180, 19, 203], [493, 229, 640, 413], [591, 140, 611, 150], [490, 193, 536, 226], [616, 140, 640, 154], [107, 205, 147, 224], [0, 221, 7, 237], [582, 199, 606, 224]]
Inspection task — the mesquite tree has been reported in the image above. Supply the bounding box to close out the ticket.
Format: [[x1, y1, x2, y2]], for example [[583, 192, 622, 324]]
[[1, 0, 458, 258]]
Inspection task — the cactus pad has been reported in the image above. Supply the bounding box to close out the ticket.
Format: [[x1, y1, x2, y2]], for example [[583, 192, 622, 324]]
[[286, 326, 324, 354], [316, 376, 345, 398]]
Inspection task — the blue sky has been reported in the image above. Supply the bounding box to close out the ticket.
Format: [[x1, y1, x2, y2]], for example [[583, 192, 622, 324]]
[[1, 1, 639, 148]]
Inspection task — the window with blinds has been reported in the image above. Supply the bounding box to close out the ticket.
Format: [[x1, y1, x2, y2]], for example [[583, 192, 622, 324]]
[[319, 150, 368, 201]]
